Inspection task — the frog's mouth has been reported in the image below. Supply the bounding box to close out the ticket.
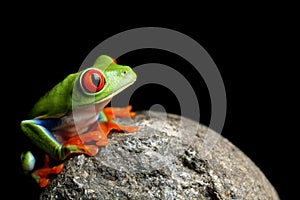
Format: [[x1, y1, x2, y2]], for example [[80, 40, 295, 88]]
[[95, 81, 135, 104], [76, 80, 135, 115]]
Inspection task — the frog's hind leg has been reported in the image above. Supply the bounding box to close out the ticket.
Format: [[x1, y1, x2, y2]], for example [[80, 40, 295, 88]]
[[20, 119, 98, 187]]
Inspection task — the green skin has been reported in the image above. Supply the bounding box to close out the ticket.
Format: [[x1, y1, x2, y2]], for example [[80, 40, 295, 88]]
[[20, 55, 137, 173]]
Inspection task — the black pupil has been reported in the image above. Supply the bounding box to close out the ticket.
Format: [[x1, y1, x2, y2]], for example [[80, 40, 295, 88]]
[[91, 73, 100, 87]]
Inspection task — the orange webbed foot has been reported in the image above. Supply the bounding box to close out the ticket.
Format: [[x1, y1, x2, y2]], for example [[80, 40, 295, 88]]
[[103, 105, 136, 121], [31, 154, 64, 188], [62, 133, 101, 157], [99, 121, 138, 136]]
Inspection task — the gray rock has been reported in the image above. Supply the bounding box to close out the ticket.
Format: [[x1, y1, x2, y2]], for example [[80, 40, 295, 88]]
[[40, 111, 279, 200]]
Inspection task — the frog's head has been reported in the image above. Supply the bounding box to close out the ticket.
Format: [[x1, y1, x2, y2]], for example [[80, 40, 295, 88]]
[[72, 55, 137, 109], [30, 55, 136, 119]]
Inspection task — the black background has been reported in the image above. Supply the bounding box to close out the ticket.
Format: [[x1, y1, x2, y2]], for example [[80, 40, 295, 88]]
[[4, 11, 296, 200]]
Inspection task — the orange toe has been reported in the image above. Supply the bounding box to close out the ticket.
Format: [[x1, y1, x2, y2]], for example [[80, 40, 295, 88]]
[[84, 144, 99, 156], [39, 178, 50, 188], [96, 138, 109, 146], [32, 163, 65, 188], [103, 105, 136, 120]]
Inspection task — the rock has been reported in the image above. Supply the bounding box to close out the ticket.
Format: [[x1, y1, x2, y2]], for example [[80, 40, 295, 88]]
[[40, 111, 279, 199]]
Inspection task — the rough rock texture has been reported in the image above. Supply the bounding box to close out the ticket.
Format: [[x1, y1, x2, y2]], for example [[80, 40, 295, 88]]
[[40, 111, 279, 200]]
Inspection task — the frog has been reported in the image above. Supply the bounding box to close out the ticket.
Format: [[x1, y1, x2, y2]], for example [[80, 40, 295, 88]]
[[20, 55, 138, 187]]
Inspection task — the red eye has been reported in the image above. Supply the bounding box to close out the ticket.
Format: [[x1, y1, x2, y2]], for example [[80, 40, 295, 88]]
[[81, 69, 105, 93]]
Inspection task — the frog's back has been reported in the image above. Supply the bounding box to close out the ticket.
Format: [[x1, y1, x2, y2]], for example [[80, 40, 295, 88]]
[[30, 73, 77, 119]]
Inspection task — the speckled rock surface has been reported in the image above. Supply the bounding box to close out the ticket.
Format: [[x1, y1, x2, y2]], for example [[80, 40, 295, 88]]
[[40, 111, 279, 199]]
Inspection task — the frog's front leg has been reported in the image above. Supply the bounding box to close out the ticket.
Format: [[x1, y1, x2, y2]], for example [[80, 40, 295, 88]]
[[100, 105, 138, 137], [102, 105, 136, 121], [64, 106, 138, 148], [20, 119, 97, 187], [63, 121, 138, 148]]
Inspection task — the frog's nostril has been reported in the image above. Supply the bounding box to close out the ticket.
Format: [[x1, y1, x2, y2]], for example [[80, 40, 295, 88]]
[[123, 71, 127, 75]]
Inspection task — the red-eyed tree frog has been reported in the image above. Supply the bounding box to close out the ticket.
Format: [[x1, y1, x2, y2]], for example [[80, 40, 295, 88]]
[[20, 55, 138, 188]]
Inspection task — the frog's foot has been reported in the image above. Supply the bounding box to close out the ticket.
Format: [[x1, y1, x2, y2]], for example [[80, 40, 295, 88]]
[[61, 116, 138, 159], [62, 121, 137, 155], [99, 121, 138, 137], [62, 133, 101, 157], [31, 154, 64, 188], [103, 105, 136, 121]]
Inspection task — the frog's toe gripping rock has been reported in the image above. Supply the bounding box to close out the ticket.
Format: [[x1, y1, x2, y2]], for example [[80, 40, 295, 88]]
[[32, 163, 64, 188]]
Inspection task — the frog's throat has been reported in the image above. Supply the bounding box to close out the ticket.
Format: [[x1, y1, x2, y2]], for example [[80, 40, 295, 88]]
[[56, 98, 112, 138]]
